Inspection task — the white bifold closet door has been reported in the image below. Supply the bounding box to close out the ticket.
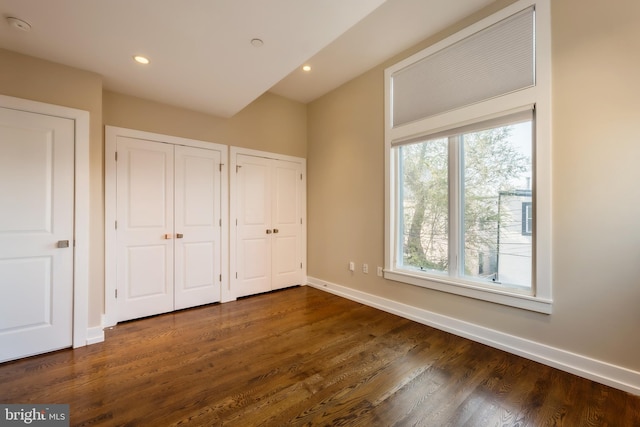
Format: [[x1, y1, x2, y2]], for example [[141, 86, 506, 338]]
[[234, 153, 304, 298], [116, 137, 221, 321]]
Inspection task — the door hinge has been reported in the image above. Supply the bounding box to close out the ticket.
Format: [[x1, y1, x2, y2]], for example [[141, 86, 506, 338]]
[[300, 218, 302, 225], [236, 165, 242, 173], [115, 221, 117, 230], [219, 218, 222, 227], [219, 274, 222, 282], [219, 163, 223, 172], [115, 289, 118, 298], [235, 272, 238, 279], [300, 173, 303, 180], [300, 263, 303, 269], [115, 152, 118, 161]]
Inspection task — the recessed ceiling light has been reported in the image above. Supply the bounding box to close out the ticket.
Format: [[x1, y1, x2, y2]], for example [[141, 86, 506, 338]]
[[133, 55, 150, 65], [6, 17, 31, 32], [251, 38, 264, 47], [302, 65, 311, 72]]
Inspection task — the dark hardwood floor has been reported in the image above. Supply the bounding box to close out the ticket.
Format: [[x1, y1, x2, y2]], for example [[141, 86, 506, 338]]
[[1, 286, 638, 426]]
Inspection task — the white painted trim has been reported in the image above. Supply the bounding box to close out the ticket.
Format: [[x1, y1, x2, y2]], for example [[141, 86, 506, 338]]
[[532, 0, 553, 301], [104, 127, 118, 327], [104, 126, 229, 326], [385, 270, 552, 314], [229, 146, 305, 165], [0, 94, 90, 349], [306, 277, 640, 396], [86, 326, 105, 345]]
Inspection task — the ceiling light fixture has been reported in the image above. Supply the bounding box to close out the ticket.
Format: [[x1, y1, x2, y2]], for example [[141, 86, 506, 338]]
[[6, 17, 31, 32], [133, 55, 150, 65], [302, 65, 311, 72], [251, 38, 264, 47]]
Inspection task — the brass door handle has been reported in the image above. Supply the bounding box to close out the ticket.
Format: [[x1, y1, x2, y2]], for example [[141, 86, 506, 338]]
[[273, 229, 279, 234], [57, 240, 70, 248], [164, 234, 172, 239], [176, 233, 184, 239], [266, 229, 272, 234]]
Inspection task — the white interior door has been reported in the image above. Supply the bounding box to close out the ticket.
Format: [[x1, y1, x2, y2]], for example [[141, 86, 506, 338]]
[[116, 137, 174, 321], [235, 155, 272, 297], [0, 106, 74, 362], [271, 160, 304, 290], [174, 145, 222, 309]]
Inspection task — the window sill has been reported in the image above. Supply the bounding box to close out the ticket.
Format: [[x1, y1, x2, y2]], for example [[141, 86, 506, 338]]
[[384, 269, 552, 314]]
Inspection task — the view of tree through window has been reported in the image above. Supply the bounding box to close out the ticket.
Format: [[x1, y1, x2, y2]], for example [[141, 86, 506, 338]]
[[398, 121, 532, 289], [399, 138, 449, 272]]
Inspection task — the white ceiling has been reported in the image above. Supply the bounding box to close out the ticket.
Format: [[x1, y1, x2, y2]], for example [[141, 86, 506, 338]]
[[0, 0, 495, 117]]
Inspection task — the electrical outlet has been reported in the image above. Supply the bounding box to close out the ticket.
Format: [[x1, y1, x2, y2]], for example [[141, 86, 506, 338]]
[[377, 266, 383, 277], [363, 263, 368, 274], [349, 261, 355, 271]]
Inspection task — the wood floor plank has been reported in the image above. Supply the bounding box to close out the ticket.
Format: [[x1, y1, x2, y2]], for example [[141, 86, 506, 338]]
[[0, 286, 638, 426]]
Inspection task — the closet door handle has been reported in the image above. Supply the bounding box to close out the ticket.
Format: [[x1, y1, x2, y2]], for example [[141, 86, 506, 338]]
[[176, 233, 184, 239], [164, 234, 172, 239], [266, 229, 272, 234], [273, 229, 279, 234]]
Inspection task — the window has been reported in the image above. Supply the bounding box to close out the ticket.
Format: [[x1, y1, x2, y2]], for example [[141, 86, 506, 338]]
[[398, 117, 532, 291], [385, 0, 551, 313]]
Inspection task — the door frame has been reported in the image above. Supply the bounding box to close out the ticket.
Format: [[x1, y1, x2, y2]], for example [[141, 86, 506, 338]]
[[0, 94, 90, 348], [104, 126, 228, 327]]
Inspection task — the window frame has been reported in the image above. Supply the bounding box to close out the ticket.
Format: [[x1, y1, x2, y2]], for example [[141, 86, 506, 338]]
[[384, 0, 552, 314], [522, 202, 533, 236]]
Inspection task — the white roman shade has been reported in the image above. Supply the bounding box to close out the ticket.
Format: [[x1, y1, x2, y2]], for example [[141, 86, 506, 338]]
[[391, 6, 535, 127], [391, 107, 533, 147]]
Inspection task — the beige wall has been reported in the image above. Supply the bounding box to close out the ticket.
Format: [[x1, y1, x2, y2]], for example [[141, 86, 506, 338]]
[[104, 90, 307, 158], [307, 0, 640, 373]]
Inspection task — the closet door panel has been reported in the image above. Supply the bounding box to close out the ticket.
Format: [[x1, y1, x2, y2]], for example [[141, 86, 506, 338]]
[[174, 146, 221, 310], [272, 235, 300, 289], [235, 155, 272, 297], [116, 137, 174, 321], [272, 160, 303, 290]]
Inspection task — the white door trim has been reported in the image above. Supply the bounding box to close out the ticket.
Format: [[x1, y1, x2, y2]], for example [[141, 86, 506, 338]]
[[104, 126, 228, 327], [0, 94, 90, 348]]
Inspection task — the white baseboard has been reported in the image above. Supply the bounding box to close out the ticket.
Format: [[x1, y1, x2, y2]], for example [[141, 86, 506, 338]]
[[306, 276, 640, 396], [86, 325, 105, 345]]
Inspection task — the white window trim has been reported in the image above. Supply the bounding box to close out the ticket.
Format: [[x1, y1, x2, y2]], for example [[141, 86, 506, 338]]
[[384, 0, 552, 314]]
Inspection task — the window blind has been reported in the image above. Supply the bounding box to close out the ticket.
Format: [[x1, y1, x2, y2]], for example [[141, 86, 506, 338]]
[[391, 108, 533, 147], [391, 6, 535, 127]]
